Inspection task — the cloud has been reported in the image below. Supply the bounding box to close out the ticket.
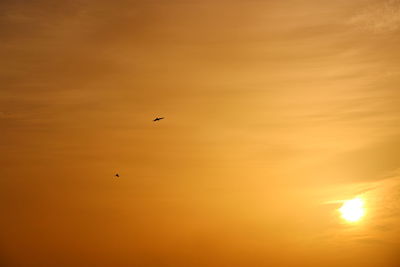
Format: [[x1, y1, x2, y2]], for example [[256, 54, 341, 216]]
[[349, 0, 400, 33], [362, 176, 400, 245], [0, 111, 14, 119]]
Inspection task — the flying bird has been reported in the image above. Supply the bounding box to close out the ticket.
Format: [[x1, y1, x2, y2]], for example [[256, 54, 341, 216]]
[[153, 117, 164, 122], [115, 173, 120, 178]]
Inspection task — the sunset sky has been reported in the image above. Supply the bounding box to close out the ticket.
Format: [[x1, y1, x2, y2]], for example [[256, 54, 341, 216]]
[[1, 0, 400, 266]]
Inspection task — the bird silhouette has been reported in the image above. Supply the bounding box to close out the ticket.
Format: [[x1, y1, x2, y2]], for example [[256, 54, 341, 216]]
[[115, 173, 120, 178], [153, 117, 164, 122]]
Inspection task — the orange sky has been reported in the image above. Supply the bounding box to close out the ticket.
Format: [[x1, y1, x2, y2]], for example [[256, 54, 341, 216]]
[[1, 0, 400, 266]]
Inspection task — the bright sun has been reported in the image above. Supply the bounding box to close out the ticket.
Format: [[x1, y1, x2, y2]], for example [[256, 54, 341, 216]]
[[339, 197, 365, 222]]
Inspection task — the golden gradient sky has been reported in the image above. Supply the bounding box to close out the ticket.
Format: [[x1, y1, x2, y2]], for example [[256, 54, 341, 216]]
[[1, 0, 400, 266]]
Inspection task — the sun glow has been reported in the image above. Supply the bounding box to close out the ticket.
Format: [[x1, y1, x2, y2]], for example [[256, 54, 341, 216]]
[[339, 197, 365, 223]]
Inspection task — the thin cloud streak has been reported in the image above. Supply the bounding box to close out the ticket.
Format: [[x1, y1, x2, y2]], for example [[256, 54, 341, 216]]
[[349, 0, 400, 33]]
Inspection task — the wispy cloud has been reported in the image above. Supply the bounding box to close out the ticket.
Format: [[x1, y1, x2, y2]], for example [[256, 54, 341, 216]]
[[350, 0, 400, 33]]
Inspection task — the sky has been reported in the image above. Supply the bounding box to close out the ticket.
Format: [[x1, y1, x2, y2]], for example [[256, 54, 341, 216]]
[[1, 0, 400, 266]]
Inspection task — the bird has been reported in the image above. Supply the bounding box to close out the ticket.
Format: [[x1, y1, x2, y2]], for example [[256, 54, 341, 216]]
[[115, 173, 120, 178], [153, 117, 164, 122]]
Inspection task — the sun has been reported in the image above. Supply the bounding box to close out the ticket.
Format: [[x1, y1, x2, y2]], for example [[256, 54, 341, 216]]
[[339, 197, 365, 223]]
